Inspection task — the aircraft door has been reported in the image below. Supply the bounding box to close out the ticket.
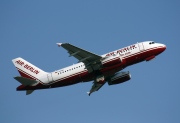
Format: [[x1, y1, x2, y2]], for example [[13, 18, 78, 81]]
[[138, 43, 144, 51], [47, 73, 53, 82]]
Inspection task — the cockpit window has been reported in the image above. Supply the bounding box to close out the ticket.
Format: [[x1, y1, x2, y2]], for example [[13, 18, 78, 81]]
[[149, 42, 155, 45]]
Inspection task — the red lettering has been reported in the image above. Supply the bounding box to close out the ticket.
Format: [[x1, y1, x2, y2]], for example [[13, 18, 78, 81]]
[[106, 54, 110, 56], [123, 48, 127, 51], [34, 70, 40, 74], [26, 65, 30, 70], [117, 49, 123, 54], [110, 52, 114, 55], [15, 60, 24, 66], [132, 45, 136, 49], [24, 64, 39, 74], [24, 64, 28, 69], [29, 67, 34, 72]]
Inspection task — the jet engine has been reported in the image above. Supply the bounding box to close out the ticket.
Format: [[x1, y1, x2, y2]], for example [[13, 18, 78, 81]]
[[108, 71, 131, 85], [101, 55, 122, 67]]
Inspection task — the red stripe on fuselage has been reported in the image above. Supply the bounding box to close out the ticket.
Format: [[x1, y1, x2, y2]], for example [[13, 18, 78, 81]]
[[17, 46, 164, 91]]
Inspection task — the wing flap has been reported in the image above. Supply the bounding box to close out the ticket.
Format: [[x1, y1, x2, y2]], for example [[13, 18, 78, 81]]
[[26, 90, 34, 95], [88, 83, 106, 96]]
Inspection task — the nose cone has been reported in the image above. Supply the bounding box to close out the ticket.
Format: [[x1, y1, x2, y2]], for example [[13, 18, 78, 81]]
[[162, 44, 166, 52], [157, 44, 166, 55]]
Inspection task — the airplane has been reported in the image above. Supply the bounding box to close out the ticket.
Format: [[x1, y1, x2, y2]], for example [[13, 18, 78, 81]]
[[12, 41, 166, 96]]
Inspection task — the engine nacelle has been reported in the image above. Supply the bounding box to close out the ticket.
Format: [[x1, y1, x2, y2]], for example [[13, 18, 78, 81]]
[[101, 55, 122, 67], [108, 71, 131, 85]]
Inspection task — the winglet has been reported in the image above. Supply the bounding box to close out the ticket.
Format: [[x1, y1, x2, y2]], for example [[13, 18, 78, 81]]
[[87, 92, 91, 96], [56, 43, 62, 47]]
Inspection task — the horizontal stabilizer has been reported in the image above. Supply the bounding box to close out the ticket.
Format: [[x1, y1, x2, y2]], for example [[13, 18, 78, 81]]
[[14, 76, 37, 86]]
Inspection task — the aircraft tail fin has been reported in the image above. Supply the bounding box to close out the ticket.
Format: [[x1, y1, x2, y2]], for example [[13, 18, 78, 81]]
[[12, 57, 47, 80], [12, 57, 48, 95]]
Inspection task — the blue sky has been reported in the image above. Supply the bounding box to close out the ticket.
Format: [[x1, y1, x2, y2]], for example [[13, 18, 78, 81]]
[[1, 0, 180, 123]]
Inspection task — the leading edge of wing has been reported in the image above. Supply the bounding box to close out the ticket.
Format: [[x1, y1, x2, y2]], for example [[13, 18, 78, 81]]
[[57, 42, 101, 57], [56, 42, 102, 63]]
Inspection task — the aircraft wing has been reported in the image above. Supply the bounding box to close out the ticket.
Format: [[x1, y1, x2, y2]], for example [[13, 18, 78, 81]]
[[57, 43, 102, 72], [88, 80, 106, 96]]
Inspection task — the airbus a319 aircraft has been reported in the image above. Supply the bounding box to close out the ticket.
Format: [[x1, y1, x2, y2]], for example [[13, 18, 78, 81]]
[[12, 41, 166, 95]]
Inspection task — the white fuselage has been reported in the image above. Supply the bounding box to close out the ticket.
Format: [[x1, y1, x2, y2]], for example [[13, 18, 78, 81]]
[[14, 41, 166, 92], [40, 41, 166, 85]]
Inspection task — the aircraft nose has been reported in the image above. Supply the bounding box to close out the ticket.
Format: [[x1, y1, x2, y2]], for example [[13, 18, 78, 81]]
[[162, 44, 166, 51], [158, 44, 166, 54]]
